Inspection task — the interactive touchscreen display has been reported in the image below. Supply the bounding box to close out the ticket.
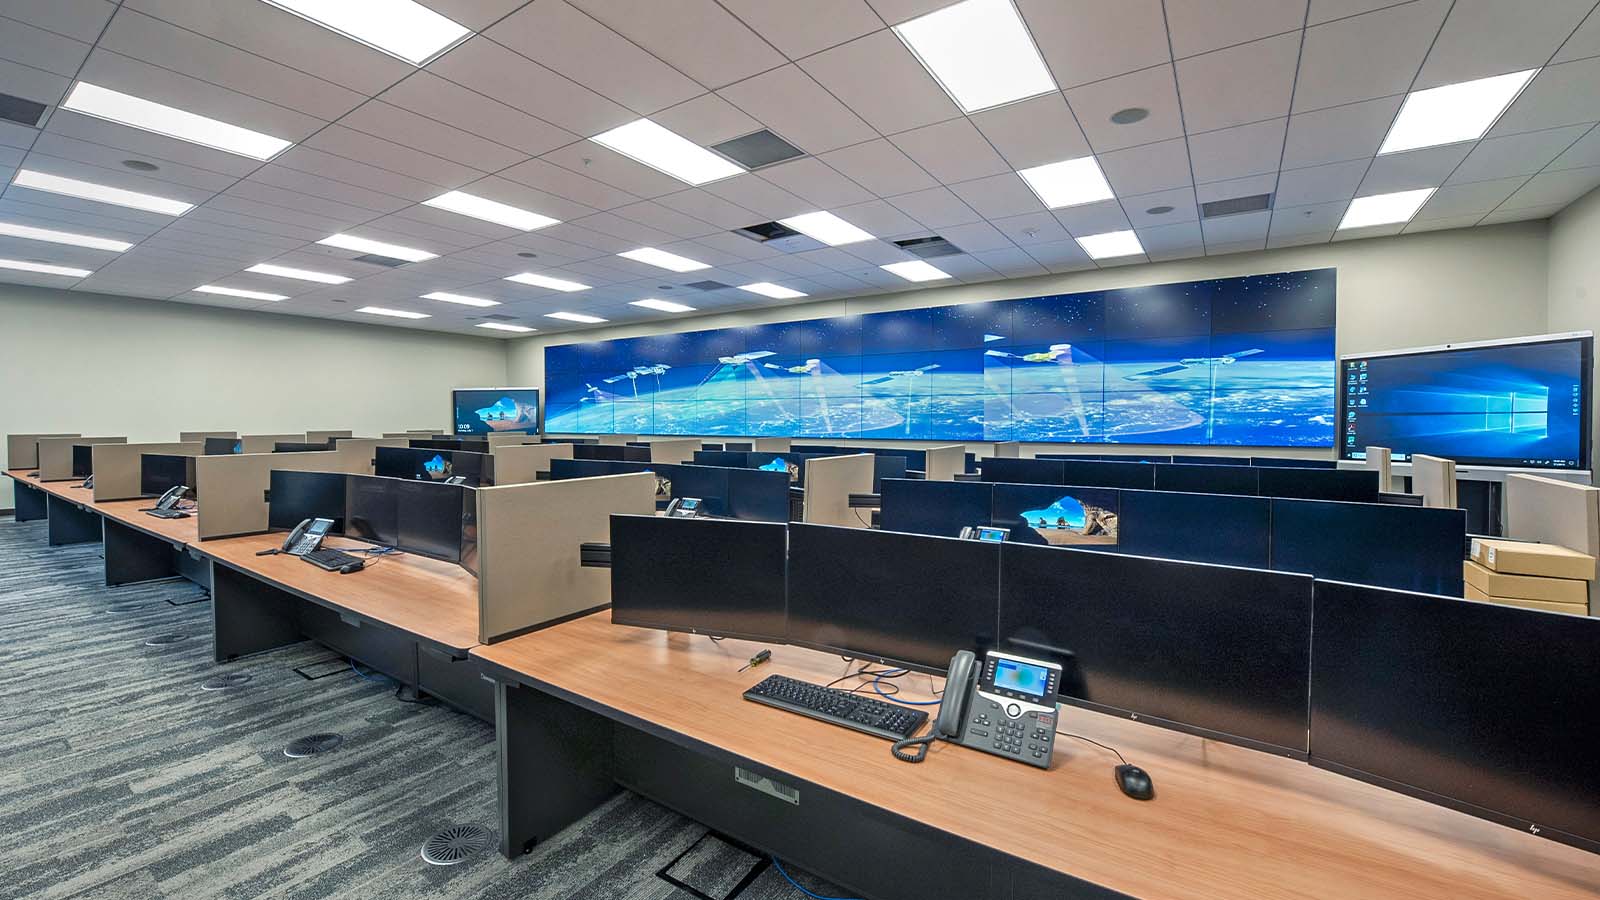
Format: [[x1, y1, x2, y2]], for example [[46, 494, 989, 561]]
[[993, 659, 1051, 698]]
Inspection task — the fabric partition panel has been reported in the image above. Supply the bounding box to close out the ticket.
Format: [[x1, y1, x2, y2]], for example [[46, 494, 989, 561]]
[[38, 436, 124, 481], [239, 434, 308, 453], [1504, 474, 1600, 611], [6, 433, 78, 470], [488, 443, 575, 485], [194, 450, 369, 540], [925, 445, 967, 481], [91, 442, 202, 501], [802, 454, 875, 528]]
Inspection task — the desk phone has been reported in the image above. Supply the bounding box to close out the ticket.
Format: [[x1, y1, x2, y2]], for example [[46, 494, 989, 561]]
[[665, 497, 705, 518], [282, 517, 334, 556], [894, 650, 1061, 769], [959, 525, 1008, 542]]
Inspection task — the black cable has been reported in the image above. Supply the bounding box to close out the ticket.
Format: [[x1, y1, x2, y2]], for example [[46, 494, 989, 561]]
[[891, 733, 936, 763], [1055, 731, 1128, 766]]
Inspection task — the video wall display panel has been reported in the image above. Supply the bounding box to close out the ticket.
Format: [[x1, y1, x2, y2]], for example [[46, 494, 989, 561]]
[[545, 269, 1336, 446]]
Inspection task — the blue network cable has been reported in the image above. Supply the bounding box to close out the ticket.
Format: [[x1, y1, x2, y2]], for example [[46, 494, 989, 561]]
[[771, 856, 861, 900]]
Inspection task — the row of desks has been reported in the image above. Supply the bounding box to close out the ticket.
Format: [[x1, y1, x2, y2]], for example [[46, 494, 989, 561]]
[[9, 468, 1599, 898]]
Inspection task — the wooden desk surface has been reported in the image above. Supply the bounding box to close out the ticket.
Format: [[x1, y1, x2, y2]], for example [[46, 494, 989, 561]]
[[193, 533, 480, 655], [13, 471, 200, 545], [473, 614, 1600, 900]]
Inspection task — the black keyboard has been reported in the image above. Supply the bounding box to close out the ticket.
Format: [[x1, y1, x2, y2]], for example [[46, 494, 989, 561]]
[[298, 548, 364, 572], [145, 508, 189, 519], [743, 674, 928, 741]]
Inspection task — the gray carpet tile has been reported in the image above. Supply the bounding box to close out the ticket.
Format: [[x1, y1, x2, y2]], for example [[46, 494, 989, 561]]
[[0, 516, 854, 900]]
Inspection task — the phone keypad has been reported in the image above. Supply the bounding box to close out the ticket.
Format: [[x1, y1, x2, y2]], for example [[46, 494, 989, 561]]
[[965, 699, 1054, 769]]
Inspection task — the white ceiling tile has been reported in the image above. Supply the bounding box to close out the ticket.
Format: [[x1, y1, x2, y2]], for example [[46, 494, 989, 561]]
[[691, 230, 779, 259], [756, 157, 875, 208], [1051, 199, 1133, 236], [1549, 125, 1600, 170], [570, 210, 678, 247], [223, 179, 386, 227], [1415, 0, 1596, 89], [700, 172, 813, 219], [1415, 177, 1527, 218], [271, 145, 445, 203], [500, 157, 641, 211], [1205, 238, 1272, 255], [1019, 0, 1170, 88], [570, 0, 786, 89], [971, 246, 1049, 277], [1200, 209, 1271, 246], [0, 14, 90, 77], [486, 1, 704, 115], [889, 118, 1011, 184], [336, 101, 529, 175], [2, 0, 116, 43], [246, 164, 410, 215], [0, 56, 70, 107], [655, 188, 761, 230], [1189, 118, 1288, 182], [1268, 199, 1347, 235], [376, 72, 578, 159], [304, 124, 482, 189], [540, 141, 688, 200], [1067, 64, 1184, 152], [1358, 143, 1472, 193], [182, 206, 325, 242], [0, 119, 38, 151], [801, 30, 962, 135], [1124, 188, 1200, 226], [612, 200, 720, 238], [1165, 0, 1308, 59], [427, 36, 634, 137], [1402, 213, 1486, 232], [818, 139, 938, 197], [25, 133, 237, 193], [1552, 4, 1600, 62], [719, 0, 880, 59], [1480, 202, 1566, 223], [1195, 172, 1278, 203], [1273, 158, 1369, 205], [1499, 165, 1600, 208], [1175, 33, 1301, 132], [1281, 94, 1403, 168], [990, 210, 1073, 245], [937, 221, 1016, 253], [1268, 230, 1333, 248], [1308, 1, 1412, 26], [834, 199, 927, 237], [970, 93, 1091, 171], [864, 0, 957, 25], [1022, 237, 1094, 271], [948, 173, 1047, 219], [1292, 0, 1450, 113], [650, 93, 762, 147], [76, 46, 324, 141], [718, 65, 878, 154], [1448, 124, 1594, 183], [1099, 138, 1194, 195], [43, 111, 261, 178], [8, 154, 215, 207], [887, 186, 983, 228], [419, 0, 531, 30], [1490, 57, 1600, 136]]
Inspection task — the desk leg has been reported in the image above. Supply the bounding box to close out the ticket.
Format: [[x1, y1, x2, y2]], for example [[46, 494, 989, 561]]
[[104, 518, 179, 586], [210, 562, 304, 662], [496, 681, 618, 858], [13, 483, 47, 521], [46, 494, 101, 546]]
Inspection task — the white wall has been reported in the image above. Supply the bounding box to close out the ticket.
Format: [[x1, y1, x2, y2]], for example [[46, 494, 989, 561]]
[[1547, 186, 1600, 470], [1, 284, 507, 508], [507, 222, 1553, 456]]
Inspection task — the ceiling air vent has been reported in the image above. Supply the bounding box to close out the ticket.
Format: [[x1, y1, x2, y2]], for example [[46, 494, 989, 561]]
[[711, 129, 805, 169], [1200, 193, 1273, 219], [351, 253, 409, 267], [734, 220, 802, 243], [685, 280, 732, 291], [894, 236, 962, 259], [482, 313, 517, 321], [0, 92, 46, 127]]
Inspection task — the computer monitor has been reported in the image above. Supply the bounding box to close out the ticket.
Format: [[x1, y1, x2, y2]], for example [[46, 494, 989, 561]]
[[1257, 467, 1380, 503], [752, 452, 808, 486], [725, 442, 753, 452], [871, 454, 907, 492], [1270, 499, 1466, 595], [724, 467, 790, 523], [878, 478, 995, 538], [549, 458, 621, 480], [204, 437, 242, 455], [1060, 459, 1155, 489], [659, 463, 730, 515], [1311, 580, 1600, 851], [346, 477, 399, 546], [785, 524, 1000, 673], [1153, 462, 1260, 496], [71, 444, 93, 478], [999, 543, 1314, 755], [610, 515, 788, 641], [1117, 489, 1270, 568], [1251, 456, 1335, 468], [1179, 454, 1248, 465], [693, 450, 749, 468], [980, 457, 1064, 485], [453, 387, 540, 435], [375, 446, 492, 486], [1099, 453, 1172, 464], [140, 454, 193, 498], [990, 483, 1120, 549], [396, 481, 465, 563], [274, 441, 332, 453], [574, 444, 650, 462], [268, 470, 346, 532]]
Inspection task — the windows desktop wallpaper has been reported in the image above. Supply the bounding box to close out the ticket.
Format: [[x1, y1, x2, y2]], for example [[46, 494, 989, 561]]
[[544, 268, 1336, 447]]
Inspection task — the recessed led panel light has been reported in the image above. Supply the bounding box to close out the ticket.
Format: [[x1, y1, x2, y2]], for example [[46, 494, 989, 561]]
[[1017, 157, 1115, 209], [504, 272, 591, 292], [881, 260, 951, 282], [476, 322, 536, 333], [1337, 188, 1436, 230], [591, 119, 744, 185], [60, 82, 292, 160], [422, 190, 559, 231], [0, 221, 131, 252], [893, 0, 1056, 113], [1379, 69, 1539, 155], [630, 298, 697, 313], [0, 258, 92, 277], [1076, 230, 1144, 259], [259, 0, 471, 66], [738, 282, 808, 299], [546, 311, 608, 324], [317, 233, 436, 262], [245, 263, 351, 284], [618, 247, 710, 272], [422, 291, 500, 307], [195, 284, 288, 301], [356, 306, 430, 319], [13, 170, 192, 215], [777, 211, 874, 246]]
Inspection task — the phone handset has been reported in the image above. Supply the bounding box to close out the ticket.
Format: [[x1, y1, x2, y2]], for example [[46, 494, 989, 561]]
[[892, 650, 976, 762], [155, 485, 189, 510], [282, 517, 334, 556]]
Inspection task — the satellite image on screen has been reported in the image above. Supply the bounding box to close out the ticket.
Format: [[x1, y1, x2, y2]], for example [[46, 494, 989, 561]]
[[544, 269, 1336, 447]]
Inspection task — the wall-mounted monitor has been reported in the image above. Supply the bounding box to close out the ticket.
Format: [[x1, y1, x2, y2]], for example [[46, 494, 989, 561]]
[[545, 269, 1336, 447], [1340, 333, 1593, 470], [453, 387, 540, 435]]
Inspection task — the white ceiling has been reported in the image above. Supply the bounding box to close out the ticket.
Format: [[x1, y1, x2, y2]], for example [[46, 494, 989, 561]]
[[0, 0, 1598, 338]]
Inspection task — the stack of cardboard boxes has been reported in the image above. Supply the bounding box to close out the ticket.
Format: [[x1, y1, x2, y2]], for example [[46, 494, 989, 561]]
[[1464, 539, 1594, 616]]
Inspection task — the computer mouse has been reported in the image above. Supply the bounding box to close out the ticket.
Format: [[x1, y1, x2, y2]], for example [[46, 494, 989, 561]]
[[338, 562, 363, 574], [1115, 764, 1154, 800]]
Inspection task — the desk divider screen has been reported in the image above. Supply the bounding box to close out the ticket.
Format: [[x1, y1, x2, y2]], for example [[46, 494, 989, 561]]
[[1151, 462, 1260, 496], [37, 436, 124, 481], [194, 447, 371, 540], [92, 442, 202, 501], [489, 442, 574, 485], [1363, 445, 1393, 491], [239, 434, 308, 453], [476, 472, 656, 643], [1270, 499, 1466, 596], [7, 433, 79, 470], [321, 437, 409, 475], [993, 441, 1021, 458], [597, 433, 638, 446], [925, 444, 967, 481], [753, 437, 791, 452], [1504, 474, 1600, 609], [645, 438, 703, 464], [800, 454, 874, 527], [1411, 454, 1457, 509], [485, 433, 536, 449], [179, 431, 237, 442], [305, 430, 354, 444], [879, 477, 994, 538]]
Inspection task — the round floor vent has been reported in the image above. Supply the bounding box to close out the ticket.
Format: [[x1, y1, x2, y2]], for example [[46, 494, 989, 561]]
[[421, 824, 493, 866], [144, 632, 187, 646], [283, 733, 344, 758], [201, 672, 252, 691]]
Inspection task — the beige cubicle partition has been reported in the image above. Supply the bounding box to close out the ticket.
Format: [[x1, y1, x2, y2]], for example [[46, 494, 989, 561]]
[[325, 438, 409, 475], [802, 454, 874, 528], [488, 443, 573, 485], [1411, 454, 1457, 508], [597, 433, 638, 446], [1364, 446, 1393, 493], [194, 450, 370, 540], [1504, 474, 1600, 611], [239, 434, 307, 453], [476, 472, 655, 643], [91, 442, 202, 501], [753, 437, 791, 452], [925, 445, 966, 481], [993, 442, 1021, 458], [381, 433, 417, 439], [38, 436, 125, 481], [647, 438, 702, 464], [179, 431, 236, 442], [6, 433, 78, 470], [306, 430, 354, 444], [485, 433, 539, 449]]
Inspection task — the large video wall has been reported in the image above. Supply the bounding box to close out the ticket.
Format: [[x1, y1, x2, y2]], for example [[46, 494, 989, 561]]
[[544, 268, 1337, 446]]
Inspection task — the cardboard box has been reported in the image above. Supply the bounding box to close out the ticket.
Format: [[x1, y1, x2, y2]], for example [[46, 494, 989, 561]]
[[1469, 538, 1596, 581], [1464, 583, 1589, 616], [1463, 560, 1588, 604]]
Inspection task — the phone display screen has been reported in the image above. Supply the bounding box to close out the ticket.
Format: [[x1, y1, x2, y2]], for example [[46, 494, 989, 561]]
[[993, 659, 1051, 698]]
